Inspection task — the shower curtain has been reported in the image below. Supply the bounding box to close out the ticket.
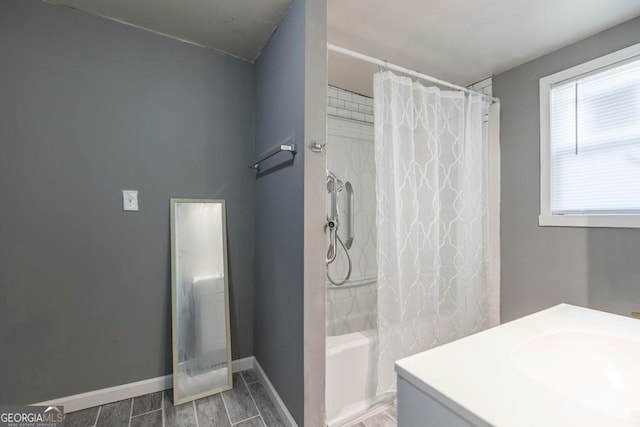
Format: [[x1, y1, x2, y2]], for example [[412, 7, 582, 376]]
[[374, 71, 500, 394]]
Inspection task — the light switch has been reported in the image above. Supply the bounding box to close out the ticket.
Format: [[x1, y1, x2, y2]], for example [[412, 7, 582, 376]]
[[122, 190, 139, 211]]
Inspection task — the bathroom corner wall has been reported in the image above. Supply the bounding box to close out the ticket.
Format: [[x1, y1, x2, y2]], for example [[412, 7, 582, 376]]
[[0, 0, 255, 405], [494, 16, 640, 322], [253, 0, 304, 424], [254, 0, 327, 423]]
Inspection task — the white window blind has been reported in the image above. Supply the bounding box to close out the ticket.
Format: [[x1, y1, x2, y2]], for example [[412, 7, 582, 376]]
[[550, 57, 640, 215]]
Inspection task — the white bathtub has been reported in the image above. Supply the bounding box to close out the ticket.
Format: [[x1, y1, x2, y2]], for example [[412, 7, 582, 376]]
[[326, 329, 391, 427]]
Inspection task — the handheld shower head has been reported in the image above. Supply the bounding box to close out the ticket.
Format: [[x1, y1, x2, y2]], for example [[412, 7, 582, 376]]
[[326, 173, 344, 194]]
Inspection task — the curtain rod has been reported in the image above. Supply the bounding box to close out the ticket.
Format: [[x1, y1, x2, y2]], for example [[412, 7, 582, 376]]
[[327, 43, 499, 104]]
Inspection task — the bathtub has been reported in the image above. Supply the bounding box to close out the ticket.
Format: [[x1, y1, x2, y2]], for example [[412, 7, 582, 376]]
[[326, 329, 391, 427]]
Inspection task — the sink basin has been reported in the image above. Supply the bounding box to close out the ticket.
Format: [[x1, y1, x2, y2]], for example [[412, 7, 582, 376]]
[[514, 330, 640, 423], [395, 304, 640, 426]]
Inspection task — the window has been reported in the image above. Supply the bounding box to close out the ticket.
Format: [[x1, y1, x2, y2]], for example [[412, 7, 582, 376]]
[[539, 43, 640, 227]]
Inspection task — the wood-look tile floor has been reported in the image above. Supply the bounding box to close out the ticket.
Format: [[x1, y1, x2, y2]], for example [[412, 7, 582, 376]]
[[64, 370, 284, 427], [345, 402, 396, 427]]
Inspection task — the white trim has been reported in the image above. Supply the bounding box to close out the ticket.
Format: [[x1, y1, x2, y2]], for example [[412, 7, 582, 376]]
[[305, 2, 328, 426], [540, 43, 640, 88], [539, 76, 552, 218], [539, 42, 640, 228], [232, 356, 255, 372], [488, 101, 502, 323], [253, 358, 298, 427], [31, 356, 297, 427], [539, 214, 640, 228], [32, 357, 254, 413]]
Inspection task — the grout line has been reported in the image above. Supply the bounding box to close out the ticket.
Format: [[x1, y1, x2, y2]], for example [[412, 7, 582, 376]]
[[327, 112, 374, 125], [241, 373, 262, 422], [161, 391, 165, 427], [232, 414, 261, 426], [383, 411, 396, 423], [219, 388, 234, 426], [93, 406, 101, 426], [328, 85, 371, 100], [130, 408, 162, 419], [241, 371, 259, 386], [193, 400, 200, 427], [128, 398, 134, 427]]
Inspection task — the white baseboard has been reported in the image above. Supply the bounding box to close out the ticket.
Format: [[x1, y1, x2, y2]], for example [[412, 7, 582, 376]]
[[32, 356, 298, 427], [253, 357, 298, 427], [32, 356, 254, 413], [232, 356, 254, 373]]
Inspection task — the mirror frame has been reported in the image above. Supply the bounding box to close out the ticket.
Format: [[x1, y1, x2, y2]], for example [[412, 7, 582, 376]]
[[170, 198, 233, 405]]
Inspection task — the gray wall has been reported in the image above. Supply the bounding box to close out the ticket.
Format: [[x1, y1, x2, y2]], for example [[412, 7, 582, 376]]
[[0, 0, 256, 404], [494, 16, 640, 322], [253, 0, 306, 424]]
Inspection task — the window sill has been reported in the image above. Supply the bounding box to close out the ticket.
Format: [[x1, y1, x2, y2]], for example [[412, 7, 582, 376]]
[[539, 214, 640, 228]]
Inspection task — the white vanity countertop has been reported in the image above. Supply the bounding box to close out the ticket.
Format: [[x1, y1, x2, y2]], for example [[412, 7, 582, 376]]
[[395, 304, 640, 427]]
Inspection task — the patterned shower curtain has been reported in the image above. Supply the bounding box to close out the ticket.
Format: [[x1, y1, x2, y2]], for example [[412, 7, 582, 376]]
[[374, 71, 500, 394]]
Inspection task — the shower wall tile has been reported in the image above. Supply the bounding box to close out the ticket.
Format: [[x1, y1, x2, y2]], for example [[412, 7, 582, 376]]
[[327, 118, 377, 282], [329, 97, 345, 108], [327, 86, 374, 124], [337, 109, 351, 119], [326, 116, 378, 336], [338, 90, 353, 101], [326, 286, 377, 335], [352, 94, 367, 105], [351, 111, 365, 121], [344, 100, 358, 111], [359, 104, 373, 114]]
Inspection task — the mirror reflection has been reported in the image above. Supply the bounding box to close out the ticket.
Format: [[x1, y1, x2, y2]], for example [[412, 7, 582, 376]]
[[171, 199, 232, 404]]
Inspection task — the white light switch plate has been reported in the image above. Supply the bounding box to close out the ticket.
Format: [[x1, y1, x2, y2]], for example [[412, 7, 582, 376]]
[[122, 190, 139, 211]]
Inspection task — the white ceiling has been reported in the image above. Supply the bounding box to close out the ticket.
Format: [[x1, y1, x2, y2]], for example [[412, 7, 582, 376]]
[[48, 0, 295, 61], [328, 0, 640, 96], [47, 0, 640, 92]]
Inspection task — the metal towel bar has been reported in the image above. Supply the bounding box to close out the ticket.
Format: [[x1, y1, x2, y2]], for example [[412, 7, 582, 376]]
[[250, 137, 297, 173]]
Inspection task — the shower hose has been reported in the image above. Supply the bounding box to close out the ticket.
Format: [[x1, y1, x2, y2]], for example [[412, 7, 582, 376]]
[[327, 233, 352, 286]]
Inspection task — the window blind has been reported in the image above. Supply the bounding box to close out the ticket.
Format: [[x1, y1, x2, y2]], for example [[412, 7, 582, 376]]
[[550, 57, 640, 215]]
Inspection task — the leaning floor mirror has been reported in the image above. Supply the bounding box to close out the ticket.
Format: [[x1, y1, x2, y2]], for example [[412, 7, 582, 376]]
[[170, 199, 232, 404]]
